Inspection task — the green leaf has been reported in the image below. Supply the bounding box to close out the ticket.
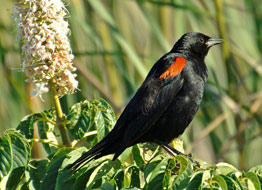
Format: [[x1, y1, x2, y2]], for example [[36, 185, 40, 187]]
[[113, 169, 124, 189], [125, 166, 140, 188], [173, 166, 194, 189], [40, 148, 71, 190], [93, 99, 116, 141], [37, 121, 59, 155], [55, 147, 88, 190], [121, 188, 142, 190], [242, 172, 261, 190], [29, 160, 49, 189], [99, 182, 115, 190], [220, 175, 240, 190], [0, 129, 31, 180], [73, 155, 117, 190], [145, 156, 169, 190], [215, 162, 238, 175], [86, 159, 114, 189], [162, 159, 176, 189], [230, 173, 245, 190], [211, 175, 228, 190], [6, 167, 25, 190], [118, 147, 132, 162], [249, 165, 262, 178], [186, 171, 203, 189], [67, 100, 93, 140], [173, 155, 194, 189], [73, 165, 98, 190], [175, 155, 191, 175], [37, 109, 58, 155], [145, 175, 165, 190], [67, 99, 115, 144], [8, 130, 31, 169], [16, 109, 61, 156], [132, 145, 145, 168], [0, 134, 12, 179], [21, 181, 30, 190], [17, 114, 38, 139], [144, 155, 162, 181]]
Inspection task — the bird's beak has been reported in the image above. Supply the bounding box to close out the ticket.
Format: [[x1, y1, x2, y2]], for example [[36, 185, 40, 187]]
[[206, 37, 223, 48]]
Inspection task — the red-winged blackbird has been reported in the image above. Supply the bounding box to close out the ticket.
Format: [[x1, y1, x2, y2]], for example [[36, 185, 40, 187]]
[[69, 32, 222, 170]]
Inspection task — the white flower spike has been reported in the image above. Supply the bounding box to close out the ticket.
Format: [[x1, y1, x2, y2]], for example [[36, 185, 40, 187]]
[[13, 0, 78, 97]]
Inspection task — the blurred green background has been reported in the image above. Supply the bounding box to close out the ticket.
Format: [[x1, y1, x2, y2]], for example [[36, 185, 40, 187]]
[[0, 0, 262, 170]]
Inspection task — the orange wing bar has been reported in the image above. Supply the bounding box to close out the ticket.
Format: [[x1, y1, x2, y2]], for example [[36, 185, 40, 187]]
[[159, 57, 187, 80]]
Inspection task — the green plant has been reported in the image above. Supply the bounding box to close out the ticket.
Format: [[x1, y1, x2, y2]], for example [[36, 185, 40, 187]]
[[0, 98, 262, 189], [1, 0, 262, 189]]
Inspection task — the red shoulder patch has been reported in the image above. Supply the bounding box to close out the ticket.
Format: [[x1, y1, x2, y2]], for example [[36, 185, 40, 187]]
[[159, 57, 187, 80]]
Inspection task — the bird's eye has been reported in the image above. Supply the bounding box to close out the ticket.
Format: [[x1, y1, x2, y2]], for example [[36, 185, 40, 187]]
[[199, 38, 204, 44]]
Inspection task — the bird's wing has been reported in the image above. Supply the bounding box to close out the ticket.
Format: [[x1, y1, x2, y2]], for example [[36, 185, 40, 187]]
[[112, 53, 187, 147]]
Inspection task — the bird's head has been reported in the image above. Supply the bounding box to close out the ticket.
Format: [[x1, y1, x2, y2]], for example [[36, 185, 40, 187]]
[[172, 32, 223, 60]]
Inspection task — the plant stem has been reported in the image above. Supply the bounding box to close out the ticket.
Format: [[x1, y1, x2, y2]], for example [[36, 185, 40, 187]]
[[53, 94, 71, 147], [28, 138, 62, 147], [71, 130, 98, 147]]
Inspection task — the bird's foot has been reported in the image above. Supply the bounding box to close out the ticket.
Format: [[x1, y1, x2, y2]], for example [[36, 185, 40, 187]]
[[184, 153, 200, 168], [162, 144, 200, 168]]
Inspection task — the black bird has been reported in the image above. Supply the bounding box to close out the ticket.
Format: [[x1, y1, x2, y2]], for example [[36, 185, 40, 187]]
[[69, 32, 223, 170]]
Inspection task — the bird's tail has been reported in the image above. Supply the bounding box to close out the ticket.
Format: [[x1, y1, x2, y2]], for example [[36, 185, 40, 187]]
[[67, 133, 121, 171]]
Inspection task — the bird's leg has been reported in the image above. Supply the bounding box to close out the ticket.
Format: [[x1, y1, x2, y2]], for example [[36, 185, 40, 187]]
[[162, 144, 200, 167]]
